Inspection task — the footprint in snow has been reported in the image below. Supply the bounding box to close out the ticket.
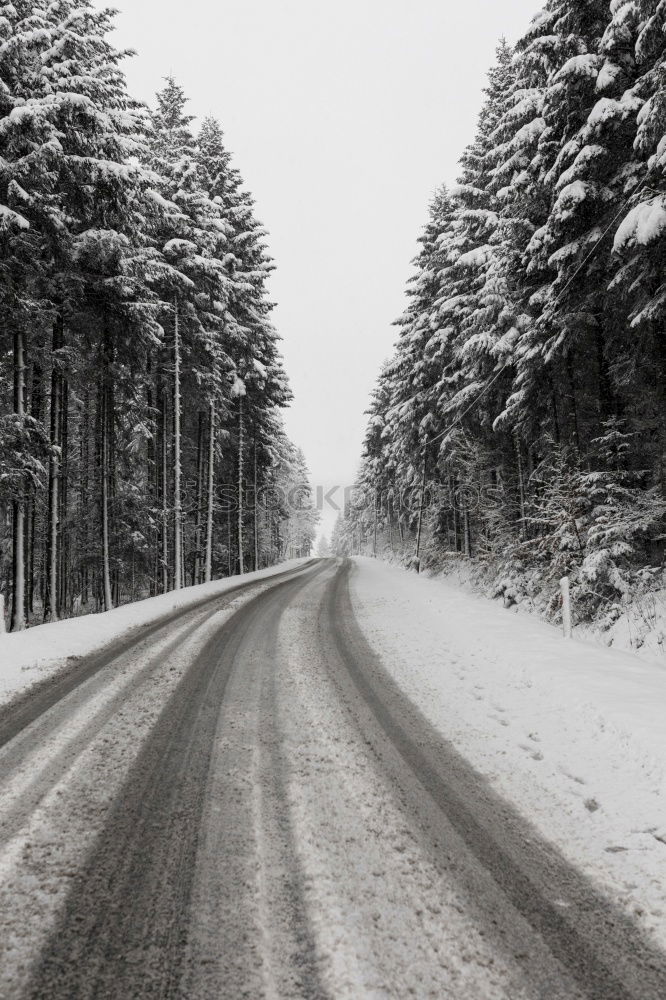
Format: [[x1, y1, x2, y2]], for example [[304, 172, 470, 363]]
[[559, 767, 586, 786], [518, 743, 544, 762]]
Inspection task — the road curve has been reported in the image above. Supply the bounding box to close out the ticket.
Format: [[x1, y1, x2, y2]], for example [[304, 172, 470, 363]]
[[0, 560, 317, 753], [0, 558, 664, 999]]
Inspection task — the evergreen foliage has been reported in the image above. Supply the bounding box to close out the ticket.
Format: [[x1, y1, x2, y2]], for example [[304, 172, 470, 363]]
[[0, 2, 311, 627], [343, 5, 666, 629]]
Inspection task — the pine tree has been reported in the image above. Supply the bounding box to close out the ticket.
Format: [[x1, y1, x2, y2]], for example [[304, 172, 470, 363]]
[[352, 0, 665, 628], [0, 15, 298, 627]]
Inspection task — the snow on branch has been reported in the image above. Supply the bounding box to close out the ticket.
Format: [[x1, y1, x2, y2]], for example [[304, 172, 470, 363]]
[[614, 197, 666, 250]]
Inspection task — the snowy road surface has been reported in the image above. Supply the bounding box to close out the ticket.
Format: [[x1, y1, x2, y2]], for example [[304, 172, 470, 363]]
[[1, 559, 665, 999]]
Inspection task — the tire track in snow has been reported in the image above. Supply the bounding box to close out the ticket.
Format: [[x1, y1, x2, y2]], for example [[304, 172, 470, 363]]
[[22, 562, 327, 1000], [321, 559, 666, 1000], [0, 561, 317, 751]]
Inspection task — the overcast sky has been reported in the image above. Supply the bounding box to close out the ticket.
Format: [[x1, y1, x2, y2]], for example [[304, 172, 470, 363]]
[[101, 0, 540, 537]]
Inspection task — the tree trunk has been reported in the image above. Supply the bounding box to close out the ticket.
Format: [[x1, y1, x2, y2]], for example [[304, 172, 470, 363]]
[[550, 377, 561, 446], [388, 496, 395, 554], [237, 395, 245, 575], [146, 351, 157, 596], [160, 384, 169, 595], [44, 316, 63, 623], [227, 505, 232, 577], [100, 370, 113, 613], [205, 402, 215, 584], [58, 374, 69, 617], [414, 452, 427, 569], [595, 328, 616, 424], [11, 329, 26, 631], [565, 355, 581, 452], [81, 385, 91, 607], [253, 432, 259, 571], [658, 331, 666, 497], [450, 473, 460, 552], [194, 411, 205, 586], [173, 299, 182, 591], [373, 486, 378, 557], [27, 357, 43, 617], [463, 501, 472, 558], [27, 498, 35, 616], [515, 433, 527, 540]]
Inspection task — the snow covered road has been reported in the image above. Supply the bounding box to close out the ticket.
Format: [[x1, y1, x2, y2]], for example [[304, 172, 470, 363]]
[[1, 558, 665, 998]]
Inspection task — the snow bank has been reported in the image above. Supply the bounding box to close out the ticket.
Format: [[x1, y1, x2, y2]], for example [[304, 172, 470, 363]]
[[0, 560, 309, 710], [350, 557, 666, 949]]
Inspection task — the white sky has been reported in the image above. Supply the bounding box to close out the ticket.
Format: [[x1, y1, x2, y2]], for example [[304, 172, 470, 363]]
[[101, 0, 539, 538]]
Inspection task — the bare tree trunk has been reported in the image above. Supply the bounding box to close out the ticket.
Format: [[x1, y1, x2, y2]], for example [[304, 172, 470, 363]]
[[237, 395, 245, 575], [515, 433, 527, 540], [450, 473, 460, 552], [388, 496, 395, 554], [81, 384, 90, 606], [11, 329, 26, 631], [194, 411, 205, 585], [566, 355, 582, 452], [161, 386, 169, 595], [227, 505, 232, 577], [415, 452, 427, 570], [27, 358, 42, 617], [100, 364, 113, 613], [45, 316, 62, 622], [253, 432, 259, 571], [27, 498, 35, 616], [373, 486, 378, 557], [173, 299, 182, 591], [58, 375, 69, 617], [463, 501, 472, 559], [205, 402, 215, 584], [146, 351, 157, 597], [550, 376, 561, 446]]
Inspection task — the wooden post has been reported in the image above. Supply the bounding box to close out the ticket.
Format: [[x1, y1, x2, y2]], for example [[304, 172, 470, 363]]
[[560, 576, 572, 639]]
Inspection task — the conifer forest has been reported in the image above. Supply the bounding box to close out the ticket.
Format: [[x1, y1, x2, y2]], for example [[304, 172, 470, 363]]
[[0, 2, 317, 631], [337, 2, 666, 632]]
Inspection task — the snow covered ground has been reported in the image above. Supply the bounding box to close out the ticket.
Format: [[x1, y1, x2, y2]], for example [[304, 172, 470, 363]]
[[349, 557, 666, 952], [0, 560, 309, 711]]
